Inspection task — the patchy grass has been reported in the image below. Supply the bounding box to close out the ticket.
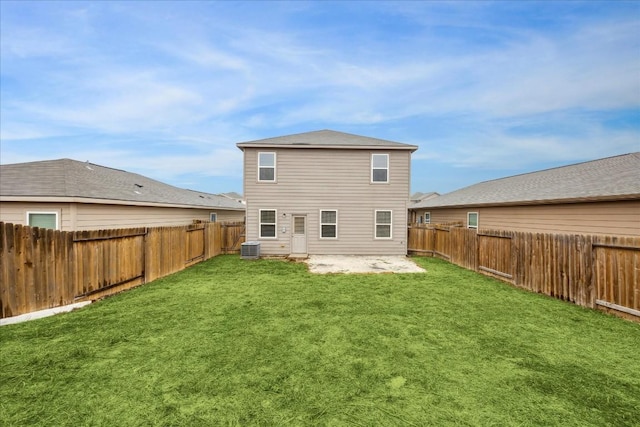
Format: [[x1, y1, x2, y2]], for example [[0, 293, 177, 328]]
[[1, 256, 639, 426]]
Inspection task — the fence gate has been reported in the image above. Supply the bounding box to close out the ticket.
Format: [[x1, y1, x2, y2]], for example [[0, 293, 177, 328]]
[[477, 232, 513, 281], [222, 223, 245, 254], [73, 229, 146, 300], [433, 226, 451, 259], [186, 224, 205, 265], [593, 238, 640, 317]]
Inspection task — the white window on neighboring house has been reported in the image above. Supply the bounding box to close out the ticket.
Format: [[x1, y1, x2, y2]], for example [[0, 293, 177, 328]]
[[258, 152, 276, 182], [210, 213, 217, 222], [259, 209, 277, 238], [320, 210, 338, 239], [375, 210, 392, 239], [424, 212, 431, 224], [467, 212, 479, 229], [371, 153, 389, 183], [27, 212, 58, 230]]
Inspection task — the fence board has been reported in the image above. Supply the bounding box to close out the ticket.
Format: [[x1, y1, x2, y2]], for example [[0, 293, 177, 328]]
[[1, 224, 17, 317]]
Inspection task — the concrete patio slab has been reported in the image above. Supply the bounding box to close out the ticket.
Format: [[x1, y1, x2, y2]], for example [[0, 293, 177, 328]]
[[306, 255, 425, 274]]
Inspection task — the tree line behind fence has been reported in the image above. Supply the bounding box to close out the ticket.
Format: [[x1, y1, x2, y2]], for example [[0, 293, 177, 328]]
[[408, 225, 640, 320], [0, 222, 245, 319]]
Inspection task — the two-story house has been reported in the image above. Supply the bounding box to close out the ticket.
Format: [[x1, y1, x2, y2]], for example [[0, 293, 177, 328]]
[[237, 130, 418, 256]]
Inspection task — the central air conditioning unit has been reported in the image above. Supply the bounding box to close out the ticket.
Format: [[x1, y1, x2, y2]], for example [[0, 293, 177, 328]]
[[240, 241, 261, 259]]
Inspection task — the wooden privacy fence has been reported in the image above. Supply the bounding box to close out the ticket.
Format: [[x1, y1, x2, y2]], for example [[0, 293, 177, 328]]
[[408, 225, 640, 319], [0, 221, 245, 319]]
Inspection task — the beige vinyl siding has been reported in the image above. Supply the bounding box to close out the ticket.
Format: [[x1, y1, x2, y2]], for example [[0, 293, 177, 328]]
[[0, 201, 245, 231], [412, 200, 640, 236], [0, 203, 72, 229], [74, 204, 244, 230], [244, 148, 411, 255]]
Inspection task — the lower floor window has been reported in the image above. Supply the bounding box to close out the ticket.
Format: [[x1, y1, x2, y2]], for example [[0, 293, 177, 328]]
[[259, 209, 277, 238], [210, 212, 217, 222], [27, 212, 58, 230], [320, 210, 337, 238], [375, 210, 392, 239], [467, 212, 478, 229], [424, 212, 431, 224]]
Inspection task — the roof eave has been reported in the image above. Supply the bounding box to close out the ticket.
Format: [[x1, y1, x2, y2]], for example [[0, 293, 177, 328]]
[[0, 195, 246, 211], [236, 143, 418, 151], [410, 194, 640, 209]]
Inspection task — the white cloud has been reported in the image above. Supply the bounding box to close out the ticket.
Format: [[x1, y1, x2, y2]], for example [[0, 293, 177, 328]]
[[1, 0, 638, 188], [418, 125, 640, 171]]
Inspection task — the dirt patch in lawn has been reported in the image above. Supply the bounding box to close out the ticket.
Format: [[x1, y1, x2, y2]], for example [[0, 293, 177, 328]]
[[305, 255, 425, 274]]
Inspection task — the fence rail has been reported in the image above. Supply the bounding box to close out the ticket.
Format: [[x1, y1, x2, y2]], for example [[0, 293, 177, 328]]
[[408, 225, 640, 319], [0, 221, 245, 319]]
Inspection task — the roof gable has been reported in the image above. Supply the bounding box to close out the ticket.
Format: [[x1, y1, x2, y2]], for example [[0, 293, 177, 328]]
[[236, 129, 418, 151], [413, 152, 640, 209], [0, 159, 244, 210]]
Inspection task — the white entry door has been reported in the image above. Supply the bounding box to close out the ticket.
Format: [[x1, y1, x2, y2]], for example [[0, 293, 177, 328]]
[[291, 215, 307, 255]]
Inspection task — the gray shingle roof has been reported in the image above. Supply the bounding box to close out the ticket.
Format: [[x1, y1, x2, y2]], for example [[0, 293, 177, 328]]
[[412, 153, 640, 209], [0, 159, 245, 210], [237, 129, 418, 151], [411, 191, 440, 203]]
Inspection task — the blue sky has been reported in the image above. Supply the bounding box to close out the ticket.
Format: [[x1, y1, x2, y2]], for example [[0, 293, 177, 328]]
[[1, 1, 639, 195]]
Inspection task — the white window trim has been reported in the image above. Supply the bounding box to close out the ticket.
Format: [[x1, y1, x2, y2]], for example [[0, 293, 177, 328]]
[[258, 152, 276, 182], [319, 209, 338, 239], [374, 209, 393, 239], [467, 212, 479, 229], [371, 153, 389, 184], [210, 212, 218, 222], [259, 209, 277, 239], [424, 212, 431, 224], [26, 211, 59, 230]]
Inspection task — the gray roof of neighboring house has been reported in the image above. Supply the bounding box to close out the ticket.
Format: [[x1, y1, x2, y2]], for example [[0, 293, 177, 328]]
[[0, 159, 245, 210], [411, 192, 440, 202], [236, 129, 419, 151], [412, 152, 640, 209], [220, 191, 244, 200]]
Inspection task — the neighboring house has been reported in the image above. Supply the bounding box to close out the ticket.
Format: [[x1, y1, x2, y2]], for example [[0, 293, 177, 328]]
[[411, 152, 640, 236], [0, 159, 245, 231], [409, 192, 439, 224], [237, 129, 418, 256]]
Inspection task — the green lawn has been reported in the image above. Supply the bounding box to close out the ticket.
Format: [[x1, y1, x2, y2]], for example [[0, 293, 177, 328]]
[[1, 256, 639, 426]]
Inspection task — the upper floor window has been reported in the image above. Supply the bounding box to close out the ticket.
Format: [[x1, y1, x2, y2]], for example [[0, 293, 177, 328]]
[[27, 212, 58, 230], [320, 210, 338, 239], [467, 212, 478, 229], [375, 210, 392, 239], [258, 152, 276, 182], [371, 154, 389, 183]]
